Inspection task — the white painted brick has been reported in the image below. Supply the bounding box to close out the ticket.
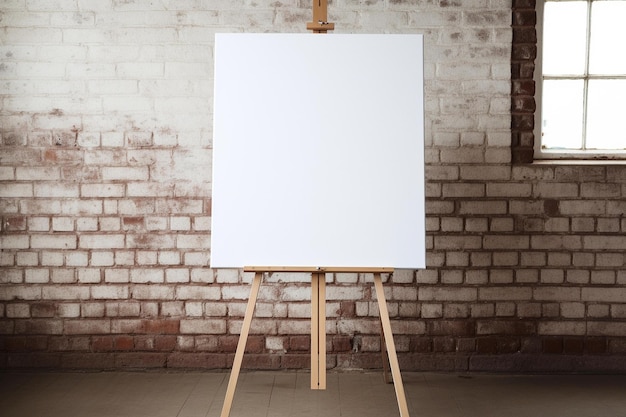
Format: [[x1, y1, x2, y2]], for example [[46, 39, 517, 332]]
[[51, 269, 75, 283], [52, 217, 74, 232], [591, 271, 616, 285], [116, 62, 164, 78], [0, 167, 15, 181], [102, 96, 153, 113], [15, 167, 60, 181], [485, 148, 511, 163], [176, 234, 210, 249], [6, 304, 31, 318], [166, 268, 189, 283], [34, 183, 79, 198], [101, 131, 124, 147], [1, 27, 63, 43], [105, 269, 129, 283], [185, 301, 203, 317], [16, 251, 38, 266], [130, 268, 164, 283], [0, 183, 33, 198], [31, 234, 77, 249], [198, 299, 224, 316], [58, 303, 80, 318], [81, 184, 125, 198], [79, 234, 124, 249], [158, 251, 180, 265], [91, 285, 129, 299], [76, 218, 98, 231], [60, 200, 103, 215], [137, 251, 157, 265], [116, 250, 138, 265], [78, 268, 101, 283], [170, 216, 191, 231], [1, 253, 16, 266], [41, 251, 64, 266], [184, 252, 209, 266], [91, 251, 114, 266], [66, 251, 89, 266], [190, 268, 213, 283], [131, 285, 175, 300], [25, 268, 49, 283]]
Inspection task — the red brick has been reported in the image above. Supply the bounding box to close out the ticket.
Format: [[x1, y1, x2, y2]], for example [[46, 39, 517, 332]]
[[31, 303, 56, 318], [476, 320, 535, 336], [241, 354, 280, 370], [340, 301, 356, 317], [563, 337, 584, 354], [92, 336, 114, 351], [427, 320, 475, 336], [219, 335, 238, 353], [288, 335, 310, 351], [280, 354, 309, 369], [5, 216, 26, 231], [245, 336, 265, 353], [114, 336, 134, 350], [15, 319, 63, 335], [61, 353, 114, 369], [143, 319, 180, 334], [336, 353, 383, 370], [542, 337, 563, 354], [4, 336, 48, 351], [115, 353, 167, 368], [586, 337, 607, 354], [409, 336, 432, 353], [332, 335, 352, 352], [476, 337, 497, 354], [155, 335, 177, 351], [8, 353, 60, 368], [48, 336, 90, 351], [432, 337, 455, 352], [497, 337, 521, 353], [167, 353, 226, 369]]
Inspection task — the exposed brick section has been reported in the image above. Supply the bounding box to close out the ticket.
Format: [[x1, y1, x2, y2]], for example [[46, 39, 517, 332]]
[[511, 0, 537, 163]]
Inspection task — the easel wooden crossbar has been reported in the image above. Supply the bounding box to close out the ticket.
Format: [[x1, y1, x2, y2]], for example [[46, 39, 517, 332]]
[[219, 267, 410, 417]]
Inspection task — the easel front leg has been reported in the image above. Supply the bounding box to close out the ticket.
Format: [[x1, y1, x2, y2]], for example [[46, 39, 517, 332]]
[[311, 272, 326, 389], [374, 273, 410, 417], [220, 272, 263, 417]]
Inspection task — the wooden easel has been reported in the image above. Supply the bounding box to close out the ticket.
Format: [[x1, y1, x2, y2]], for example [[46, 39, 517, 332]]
[[219, 3, 410, 416], [219, 267, 410, 417]]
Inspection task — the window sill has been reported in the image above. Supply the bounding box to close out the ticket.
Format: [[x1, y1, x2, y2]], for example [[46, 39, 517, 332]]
[[532, 159, 626, 166]]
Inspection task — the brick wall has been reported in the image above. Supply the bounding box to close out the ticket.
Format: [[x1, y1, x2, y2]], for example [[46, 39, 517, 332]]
[[2, 0, 626, 373]]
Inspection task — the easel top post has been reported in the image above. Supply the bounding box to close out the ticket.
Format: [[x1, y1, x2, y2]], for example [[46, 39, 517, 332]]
[[306, 0, 335, 33]]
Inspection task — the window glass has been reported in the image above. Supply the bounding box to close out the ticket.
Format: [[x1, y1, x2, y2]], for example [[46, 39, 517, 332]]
[[541, 79, 584, 150], [589, 2, 626, 74], [586, 79, 626, 150], [542, 2, 587, 76]]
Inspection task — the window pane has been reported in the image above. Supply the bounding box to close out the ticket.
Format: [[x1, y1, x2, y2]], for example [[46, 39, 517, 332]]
[[586, 80, 626, 150], [589, 1, 626, 75], [543, 1, 588, 75], [541, 79, 584, 150]]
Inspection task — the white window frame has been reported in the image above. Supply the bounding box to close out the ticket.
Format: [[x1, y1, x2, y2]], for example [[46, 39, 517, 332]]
[[535, 0, 626, 160]]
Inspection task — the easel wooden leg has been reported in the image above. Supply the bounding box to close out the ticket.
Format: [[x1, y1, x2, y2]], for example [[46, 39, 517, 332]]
[[380, 320, 392, 384], [374, 273, 410, 417], [220, 272, 263, 417], [311, 272, 326, 389]]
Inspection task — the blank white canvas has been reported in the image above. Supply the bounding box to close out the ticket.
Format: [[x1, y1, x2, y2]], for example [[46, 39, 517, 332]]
[[211, 33, 425, 269]]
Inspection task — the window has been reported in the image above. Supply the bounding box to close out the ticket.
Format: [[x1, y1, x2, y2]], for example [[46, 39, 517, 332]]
[[536, 0, 626, 159]]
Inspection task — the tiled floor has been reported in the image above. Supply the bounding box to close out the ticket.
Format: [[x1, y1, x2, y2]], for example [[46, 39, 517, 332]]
[[2, 370, 626, 417]]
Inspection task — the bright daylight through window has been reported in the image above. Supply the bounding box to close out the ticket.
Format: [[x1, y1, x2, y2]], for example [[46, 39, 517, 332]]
[[539, 0, 626, 158]]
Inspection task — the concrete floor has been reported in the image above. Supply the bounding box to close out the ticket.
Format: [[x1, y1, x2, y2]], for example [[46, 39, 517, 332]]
[[1, 370, 626, 417]]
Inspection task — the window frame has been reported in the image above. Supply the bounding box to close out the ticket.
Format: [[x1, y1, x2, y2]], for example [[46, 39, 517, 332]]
[[534, 0, 626, 161]]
